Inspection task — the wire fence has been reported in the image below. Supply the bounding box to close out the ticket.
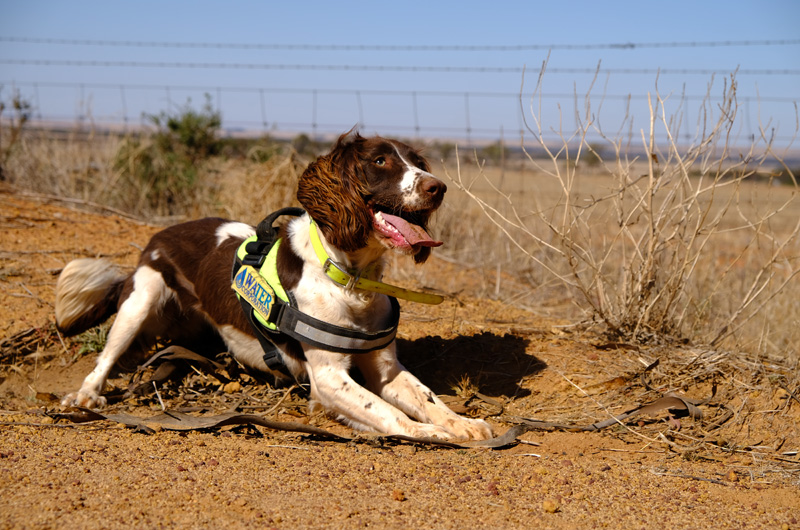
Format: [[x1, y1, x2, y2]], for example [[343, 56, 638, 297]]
[[2, 80, 798, 148], [3, 36, 799, 51], [2, 37, 798, 147]]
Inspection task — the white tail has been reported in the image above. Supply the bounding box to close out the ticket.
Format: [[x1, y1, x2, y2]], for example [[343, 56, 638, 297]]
[[55, 258, 126, 334]]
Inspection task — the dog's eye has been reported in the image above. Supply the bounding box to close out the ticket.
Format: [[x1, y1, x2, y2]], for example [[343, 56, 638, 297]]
[[374, 157, 386, 167]]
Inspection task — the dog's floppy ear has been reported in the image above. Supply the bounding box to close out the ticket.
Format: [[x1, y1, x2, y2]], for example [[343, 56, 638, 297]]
[[413, 246, 431, 264], [297, 132, 373, 252]]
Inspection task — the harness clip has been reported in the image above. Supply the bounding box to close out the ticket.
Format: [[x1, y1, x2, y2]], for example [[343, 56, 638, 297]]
[[323, 258, 361, 290]]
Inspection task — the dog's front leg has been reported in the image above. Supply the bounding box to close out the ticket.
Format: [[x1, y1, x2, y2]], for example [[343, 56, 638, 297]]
[[356, 348, 493, 441], [304, 351, 461, 441]]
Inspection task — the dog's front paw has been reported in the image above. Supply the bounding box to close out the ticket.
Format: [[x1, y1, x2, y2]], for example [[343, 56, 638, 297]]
[[444, 417, 494, 442], [405, 422, 461, 442], [61, 390, 107, 409]]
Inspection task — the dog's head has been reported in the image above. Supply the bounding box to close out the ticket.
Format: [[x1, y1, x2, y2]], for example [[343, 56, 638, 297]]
[[296, 131, 446, 264]]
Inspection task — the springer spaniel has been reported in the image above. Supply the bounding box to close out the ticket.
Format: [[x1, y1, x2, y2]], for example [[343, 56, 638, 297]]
[[55, 132, 492, 442]]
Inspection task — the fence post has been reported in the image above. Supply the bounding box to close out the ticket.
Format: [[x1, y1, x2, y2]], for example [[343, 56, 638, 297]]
[[412, 91, 420, 138], [312, 89, 318, 139], [464, 92, 472, 147], [34, 83, 42, 121], [78, 84, 86, 129], [356, 90, 364, 129], [120, 85, 128, 131], [259, 88, 268, 130]]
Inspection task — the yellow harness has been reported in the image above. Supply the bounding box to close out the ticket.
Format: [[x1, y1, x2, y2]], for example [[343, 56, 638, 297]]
[[233, 208, 445, 368]]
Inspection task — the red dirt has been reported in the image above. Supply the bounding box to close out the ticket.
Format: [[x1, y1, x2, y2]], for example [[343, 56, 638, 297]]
[[1, 187, 798, 529]]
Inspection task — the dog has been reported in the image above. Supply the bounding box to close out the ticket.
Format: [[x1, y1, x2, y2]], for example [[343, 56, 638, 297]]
[[55, 131, 492, 442]]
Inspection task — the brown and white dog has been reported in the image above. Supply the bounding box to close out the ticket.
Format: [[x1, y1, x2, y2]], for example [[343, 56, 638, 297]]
[[55, 132, 492, 442]]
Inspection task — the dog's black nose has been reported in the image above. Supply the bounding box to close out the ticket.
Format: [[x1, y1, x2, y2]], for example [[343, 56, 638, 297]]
[[420, 177, 447, 201]]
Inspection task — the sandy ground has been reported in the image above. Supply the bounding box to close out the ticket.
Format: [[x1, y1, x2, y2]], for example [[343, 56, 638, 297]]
[[1, 187, 799, 529]]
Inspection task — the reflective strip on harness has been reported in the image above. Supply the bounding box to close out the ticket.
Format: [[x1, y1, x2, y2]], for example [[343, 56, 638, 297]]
[[294, 321, 393, 351], [276, 299, 399, 354], [242, 287, 399, 355]]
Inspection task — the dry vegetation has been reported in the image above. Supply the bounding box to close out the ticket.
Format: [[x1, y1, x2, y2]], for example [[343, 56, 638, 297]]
[[444, 71, 800, 359], [2, 74, 799, 492]]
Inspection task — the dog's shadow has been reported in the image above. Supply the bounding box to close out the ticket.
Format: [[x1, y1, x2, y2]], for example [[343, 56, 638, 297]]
[[397, 332, 545, 399]]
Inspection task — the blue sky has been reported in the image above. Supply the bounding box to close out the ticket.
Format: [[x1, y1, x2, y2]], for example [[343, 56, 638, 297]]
[[1, 1, 798, 146]]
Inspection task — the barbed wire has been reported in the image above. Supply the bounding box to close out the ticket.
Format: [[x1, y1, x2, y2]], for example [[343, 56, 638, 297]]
[[2, 59, 799, 76], [2, 36, 799, 51], [3, 80, 797, 144], [5, 80, 797, 103]]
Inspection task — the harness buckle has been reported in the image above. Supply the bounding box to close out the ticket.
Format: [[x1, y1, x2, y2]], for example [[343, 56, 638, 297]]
[[323, 258, 361, 290], [242, 254, 266, 268]]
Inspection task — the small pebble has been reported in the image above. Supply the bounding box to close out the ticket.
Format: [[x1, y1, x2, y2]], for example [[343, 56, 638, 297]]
[[542, 499, 560, 513]]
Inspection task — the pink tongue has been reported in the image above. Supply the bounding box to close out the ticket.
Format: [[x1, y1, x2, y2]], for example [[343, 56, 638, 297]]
[[381, 212, 443, 247]]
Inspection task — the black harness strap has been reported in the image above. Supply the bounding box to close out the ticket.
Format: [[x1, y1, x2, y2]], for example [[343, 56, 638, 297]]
[[232, 207, 305, 374], [242, 207, 306, 269]]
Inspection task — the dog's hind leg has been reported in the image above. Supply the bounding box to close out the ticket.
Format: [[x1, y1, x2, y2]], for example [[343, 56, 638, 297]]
[[62, 265, 171, 408]]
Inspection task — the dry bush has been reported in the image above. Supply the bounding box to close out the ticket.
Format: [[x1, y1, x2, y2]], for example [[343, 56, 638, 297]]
[[1, 126, 304, 224], [0, 87, 32, 181], [1, 93, 305, 222], [447, 67, 800, 358]]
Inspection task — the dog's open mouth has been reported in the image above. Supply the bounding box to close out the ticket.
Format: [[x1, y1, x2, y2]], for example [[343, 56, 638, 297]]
[[372, 210, 443, 252]]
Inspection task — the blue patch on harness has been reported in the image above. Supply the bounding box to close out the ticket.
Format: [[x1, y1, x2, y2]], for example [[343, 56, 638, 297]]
[[232, 265, 275, 324]]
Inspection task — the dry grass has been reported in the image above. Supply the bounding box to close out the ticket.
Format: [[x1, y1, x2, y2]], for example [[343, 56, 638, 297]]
[[209, 151, 304, 225], [442, 69, 800, 365], [2, 128, 305, 225], [3, 129, 122, 205], [440, 162, 800, 358]]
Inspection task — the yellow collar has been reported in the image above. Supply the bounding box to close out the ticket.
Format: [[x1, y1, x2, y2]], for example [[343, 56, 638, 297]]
[[309, 220, 444, 305]]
